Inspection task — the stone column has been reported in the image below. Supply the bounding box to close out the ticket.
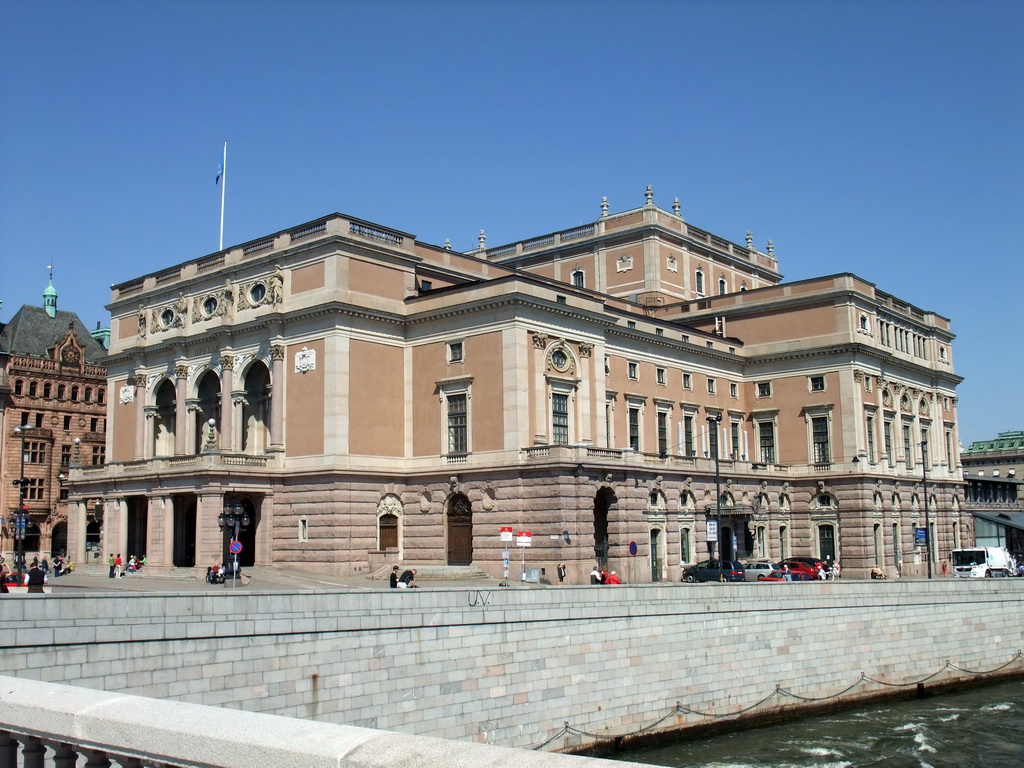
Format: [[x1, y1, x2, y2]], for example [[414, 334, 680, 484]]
[[68, 498, 88, 566], [196, 492, 223, 569], [133, 374, 148, 460], [115, 498, 128, 564], [577, 343, 593, 444], [219, 355, 234, 453], [531, 332, 548, 445], [268, 344, 285, 452], [174, 365, 189, 455]]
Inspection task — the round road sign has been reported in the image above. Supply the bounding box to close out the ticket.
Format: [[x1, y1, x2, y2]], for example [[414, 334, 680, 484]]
[[229, 540, 243, 554]]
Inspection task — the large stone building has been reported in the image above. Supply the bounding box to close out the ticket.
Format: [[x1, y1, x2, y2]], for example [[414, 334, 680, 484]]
[[67, 191, 967, 580], [961, 431, 1024, 557], [1, 279, 108, 564]]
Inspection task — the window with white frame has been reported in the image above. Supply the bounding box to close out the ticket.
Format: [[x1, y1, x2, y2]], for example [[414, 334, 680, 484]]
[[571, 269, 585, 288], [757, 419, 776, 464], [695, 268, 705, 297], [866, 412, 877, 463], [447, 393, 468, 454], [657, 409, 670, 456], [718, 277, 727, 295], [809, 375, 825, 393], [757, 381, 771, 398], [680, 527, 692, 564], [729, 382, 738, 398], [628, 402, 642, 452], [731, 421, 741, 460], [447, 340, 464, 363], [683, 372, 692, 390], [628, 361, 639, 380], [552, 392, 570, 445], [707, 377, 716, 395], [683, 414, 695, 456], [656, 367, 666, 386]]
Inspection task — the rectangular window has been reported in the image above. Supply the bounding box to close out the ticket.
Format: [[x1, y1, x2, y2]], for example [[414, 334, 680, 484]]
[[682, 373, 692, 390], [812, 416, 830, 464], [945, 429, 953, 467], [709, 422, 719, 459], [628, 407, 640, 452], [447, 394, 467, 454], [680, 528, 691, 564], [59, 487, 69, 502], [707, 377, 716, 395], [684, 415, 695, 456], [628, 362, 639, 380], [92, 445, 105, 466], [902, 424, 912, 462], [731, 422, 741, 459], [63, 415, 71, 430], [420, 280, 432, 291], [758, 421, 776, 464], [920, 429, 929, 465], [447, 341, 463, 363], [656, 368, 666, 386], [572, 270, 584, 288], [25, 478, 45, 501], [729, 382, 738, 398], [552, 393, 569, 445], [26, 442, 46, 464], [810, 375, 825, 392], [299, 517, 309, 542], [757, 382, 771, 398], [866, 415, 876, 463], [60, 445, 71, 467], [626, 321, 636, 330], [657, 411, 669, 456]]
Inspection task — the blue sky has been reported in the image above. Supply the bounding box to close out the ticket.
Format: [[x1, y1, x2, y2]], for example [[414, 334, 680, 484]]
[[1, 0, 1020, 444]]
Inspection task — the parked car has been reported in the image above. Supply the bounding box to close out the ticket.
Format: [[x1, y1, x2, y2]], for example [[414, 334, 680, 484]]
[[778, 559, 819, 578], [760, 569, 816, 582], [682, 560, 746, 583], [742, 561, 779, 581], [782, 556, 824, 572]]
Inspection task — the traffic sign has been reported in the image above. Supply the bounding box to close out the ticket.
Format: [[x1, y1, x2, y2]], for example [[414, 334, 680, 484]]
[[516, 531, 532, 547], [500, 527, 513, 542], [229, 540, 243, 554], [628, 541, 638, 556]]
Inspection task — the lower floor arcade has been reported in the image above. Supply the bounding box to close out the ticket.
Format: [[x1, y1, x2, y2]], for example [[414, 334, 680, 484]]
[[62, 456, 971, 583]]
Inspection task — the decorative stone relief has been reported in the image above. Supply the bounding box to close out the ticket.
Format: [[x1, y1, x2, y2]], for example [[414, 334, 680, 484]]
[[119, 384, 135, 404], [530, 331, 548, 349], [138, 304, 147, 338], [616, 254, 633, 273], [294, 347, 316, 374], [377, 493, 403, 517], [578, 342, 593, 358], [666, 255, 678, 273], [220, 355, 235, 371]]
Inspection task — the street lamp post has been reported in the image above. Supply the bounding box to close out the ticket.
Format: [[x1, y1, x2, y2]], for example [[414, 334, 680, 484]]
[[707, 414, 724, 582], [921, 441, 932, 579], [217, 493, 250, 587], [10, 427, 29, 580]]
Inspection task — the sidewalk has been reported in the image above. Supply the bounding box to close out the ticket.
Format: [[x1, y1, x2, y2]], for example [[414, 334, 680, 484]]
[[41, 565, 513, 594]]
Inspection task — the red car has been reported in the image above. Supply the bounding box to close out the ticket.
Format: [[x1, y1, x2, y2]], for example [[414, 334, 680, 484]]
[[778, 560, 820, 579], [761, 569, 816, 582]]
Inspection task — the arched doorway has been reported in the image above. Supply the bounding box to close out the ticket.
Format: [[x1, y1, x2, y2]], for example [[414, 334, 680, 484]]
[[446, 494, 473, 565], [242, 362, 271, 453], [594, 487, 615, 566], [195, 371, 221, 453], [50, 522, 68, 557], [153, 379, 176, 456]]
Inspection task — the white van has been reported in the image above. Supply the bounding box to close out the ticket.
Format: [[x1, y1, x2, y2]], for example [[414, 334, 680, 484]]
[[951, 547, 1015, 578]]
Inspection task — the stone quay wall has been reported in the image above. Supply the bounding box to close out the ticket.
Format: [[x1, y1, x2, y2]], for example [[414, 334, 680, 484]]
[[1, 581, 1023, 753]]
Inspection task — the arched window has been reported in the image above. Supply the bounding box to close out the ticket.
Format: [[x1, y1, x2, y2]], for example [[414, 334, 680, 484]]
[[29, 381, 38, 397], [97, 388, 106, 405], [43, 383, 52, 398], [571, 269, 585, 288], [695, 269, 705, 296], [84, 387, 93, 402], [718, 277, 727, 295], [14, 379, 24, 395], [57, 384, 66, 400], [70, 386, 79, 401]]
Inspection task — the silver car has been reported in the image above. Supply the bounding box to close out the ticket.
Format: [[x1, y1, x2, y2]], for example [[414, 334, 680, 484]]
[[743, 560, 779, 581]]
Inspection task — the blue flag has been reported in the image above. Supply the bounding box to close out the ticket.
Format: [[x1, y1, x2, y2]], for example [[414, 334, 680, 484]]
[[215, 159, 223, 185]]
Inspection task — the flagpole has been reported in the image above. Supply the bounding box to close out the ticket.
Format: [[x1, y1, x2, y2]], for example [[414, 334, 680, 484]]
[[219, 140, 227, 251]]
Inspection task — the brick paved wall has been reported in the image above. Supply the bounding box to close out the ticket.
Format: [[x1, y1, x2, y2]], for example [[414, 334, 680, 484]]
[[2, 582, 1022, 752]]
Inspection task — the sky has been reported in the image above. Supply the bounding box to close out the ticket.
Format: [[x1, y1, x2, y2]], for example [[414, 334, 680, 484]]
[[1, 0, 1020, 445]]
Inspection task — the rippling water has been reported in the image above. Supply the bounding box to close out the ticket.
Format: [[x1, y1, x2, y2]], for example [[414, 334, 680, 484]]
[[612, 678, 1024, 768]]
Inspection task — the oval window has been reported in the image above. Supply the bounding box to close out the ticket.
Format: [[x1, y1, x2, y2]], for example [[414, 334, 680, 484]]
[[203, 296, 218, 315], [551, 349, 568, 370], [249, 282, 267, 303], [160, 308, 175, 327]]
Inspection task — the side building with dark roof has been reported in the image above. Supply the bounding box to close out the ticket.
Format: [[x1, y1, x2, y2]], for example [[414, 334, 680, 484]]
[[0, 278, 108, 565]]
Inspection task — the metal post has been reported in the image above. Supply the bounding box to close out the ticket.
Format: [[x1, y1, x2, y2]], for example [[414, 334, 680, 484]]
[[922, 440, 932, 579], [707, 414, 723, 582]]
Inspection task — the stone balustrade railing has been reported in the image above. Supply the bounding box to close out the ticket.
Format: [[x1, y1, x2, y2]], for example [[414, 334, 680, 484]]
[[0, 675, 640, 768]]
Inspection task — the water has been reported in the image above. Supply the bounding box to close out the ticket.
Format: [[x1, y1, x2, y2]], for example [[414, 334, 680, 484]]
[[612, 678, 1024, 768]]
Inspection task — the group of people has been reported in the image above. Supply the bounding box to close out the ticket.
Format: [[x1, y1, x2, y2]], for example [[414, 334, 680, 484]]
[[107, 554, 145, 578], [390, 566, 418, 588], [590, 565, 622, 585]]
